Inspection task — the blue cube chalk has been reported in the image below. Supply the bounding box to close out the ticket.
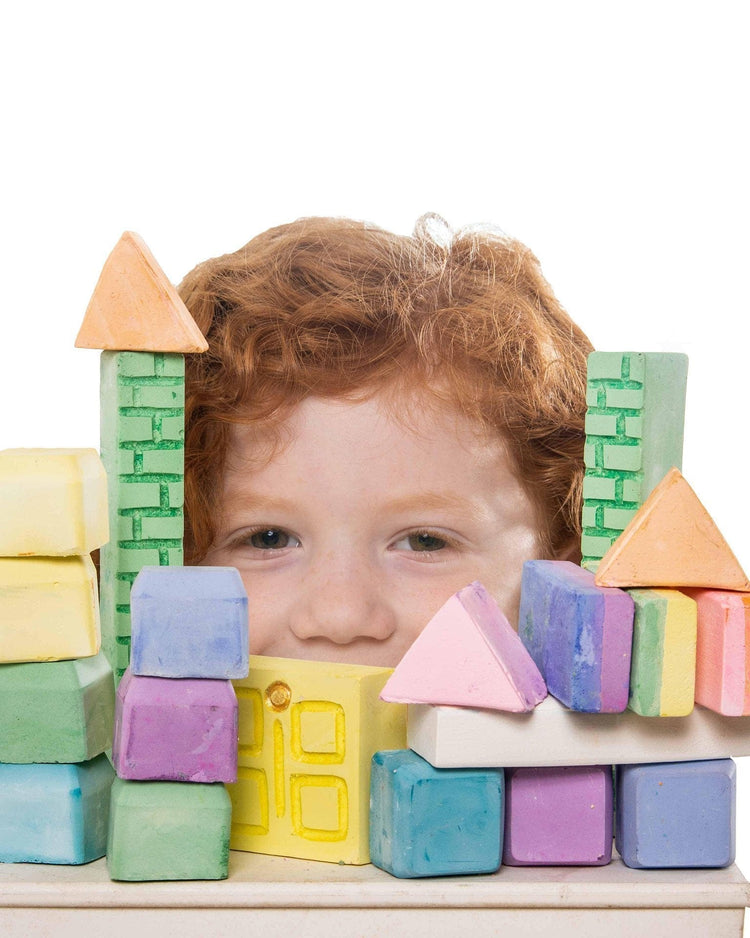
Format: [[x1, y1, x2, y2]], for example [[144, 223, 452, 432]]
[[519, 560, 634, 712], [130, 566, 249, 679], [369, 749, 504, 878], [0, 754, 115, 863], [616, 759, 736, 869]]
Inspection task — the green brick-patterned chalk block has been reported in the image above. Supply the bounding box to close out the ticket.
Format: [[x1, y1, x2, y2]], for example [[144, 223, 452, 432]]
[[99, 351, 185, 682], [581, 352, 688, 570], [107, 778, 231, 881]]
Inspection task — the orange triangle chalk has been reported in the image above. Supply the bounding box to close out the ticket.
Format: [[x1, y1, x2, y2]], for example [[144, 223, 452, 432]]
[[594, 468, 750, 591], [75, 232, 208, 352]]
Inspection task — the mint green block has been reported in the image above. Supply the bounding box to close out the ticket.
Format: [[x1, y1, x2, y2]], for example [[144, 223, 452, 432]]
[[585, 413, 619, 436], [136, 384, 184, 408], [583, 476, 617, 500], [107, 779, 231, 881], [0, 652, 114, 763], [115, 352, 157, 378], [142, 514, 184, 540], [119, 415, 155, 441], [603, 507, 638, 531], [582, 506, 599, 528], [160, 354, 186, 378], [587, 352, 626, 380], [160, 416, 184, 441], [603, 445, 642, 472], [605, 388, 645, 410], [166, 481, 184, 508], [141, 447, 184, 475]]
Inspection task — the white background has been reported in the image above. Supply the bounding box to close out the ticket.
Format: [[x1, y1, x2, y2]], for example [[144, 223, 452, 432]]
[[3, 0, 749, 879]]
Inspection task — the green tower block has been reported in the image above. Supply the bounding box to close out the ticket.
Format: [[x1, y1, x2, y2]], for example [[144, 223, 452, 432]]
[[100, 351, 185, 681], [581, 352, 688, 571]]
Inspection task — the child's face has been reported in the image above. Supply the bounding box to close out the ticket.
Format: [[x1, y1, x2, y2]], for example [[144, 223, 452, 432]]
[[201, 392, 543, 667]]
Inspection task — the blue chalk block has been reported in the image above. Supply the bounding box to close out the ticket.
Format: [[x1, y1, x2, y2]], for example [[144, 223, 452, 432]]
[[370, 749, 504, 878], [616, 759, 736, 869], [0, 754, 115, 863], [130, 566, 249, 679], [519, 560, 634, 712]]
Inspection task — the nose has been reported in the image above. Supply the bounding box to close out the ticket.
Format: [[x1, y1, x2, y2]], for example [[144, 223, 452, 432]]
[[288, 554, 397, 645]]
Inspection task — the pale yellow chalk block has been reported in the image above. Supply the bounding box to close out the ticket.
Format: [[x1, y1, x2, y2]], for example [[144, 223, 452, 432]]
[[230, 655, 406, 864], [0, 555, 101, 662], [657, 588, 698, 716], [0, 449, 109, 556]]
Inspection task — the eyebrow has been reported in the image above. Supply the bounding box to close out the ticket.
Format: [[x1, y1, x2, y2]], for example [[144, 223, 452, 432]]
[[226, 492, 488, 522]]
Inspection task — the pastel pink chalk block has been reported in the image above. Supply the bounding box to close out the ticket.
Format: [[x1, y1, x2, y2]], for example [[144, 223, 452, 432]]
[[685, 589, 750, 716], [380, 581, 547, 711], [112, 669, 238, 782]]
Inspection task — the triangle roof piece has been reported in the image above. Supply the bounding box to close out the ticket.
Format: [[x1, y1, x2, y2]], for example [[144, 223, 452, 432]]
[[595, 467, 750, 591], [380, 581, 547, 711], [75, 232, 208, 352]]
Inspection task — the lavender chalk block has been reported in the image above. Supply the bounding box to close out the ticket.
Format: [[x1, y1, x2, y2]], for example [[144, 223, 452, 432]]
[[130, 566, 249, 679], [113, 668, 238, 782]]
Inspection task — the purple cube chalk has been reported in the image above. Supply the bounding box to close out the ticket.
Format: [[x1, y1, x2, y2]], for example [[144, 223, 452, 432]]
[[503, 764, 613, 866], [130, 566, 249, 679], [519, 560, 634, 712], [616, 759, 736, 869], [113, 668, 238, 783]]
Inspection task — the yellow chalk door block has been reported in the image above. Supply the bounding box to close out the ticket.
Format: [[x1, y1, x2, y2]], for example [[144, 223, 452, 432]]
[[230, 656, 406, 864], [0, 555, 101, 663], [75, 231, 208, 353], [0, 449, 108, 557], [595, 468, 750, 591]]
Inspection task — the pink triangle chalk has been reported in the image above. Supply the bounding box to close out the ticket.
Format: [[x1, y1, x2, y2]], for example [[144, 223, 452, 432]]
[[380, 581, 547, 711]]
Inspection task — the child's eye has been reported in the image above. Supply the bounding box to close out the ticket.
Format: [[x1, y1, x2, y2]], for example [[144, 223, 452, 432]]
[[241, 528, 300, 550], [392, 531, 450, 552]]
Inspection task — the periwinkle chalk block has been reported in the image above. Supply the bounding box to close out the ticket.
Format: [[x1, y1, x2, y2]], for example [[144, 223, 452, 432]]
[[369, 749, 504, 878], [616, 759, 736, 869], [0, 754, 115, 863], [130, 566, 249, 678], [113, 668, 238, 782], [519, 560, 634, 712], [0, 652, 114, 763], [503, 765, 613, 866], [107, 777, 232, 881]]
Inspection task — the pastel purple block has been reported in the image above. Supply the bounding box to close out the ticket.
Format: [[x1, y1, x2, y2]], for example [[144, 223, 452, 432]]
[[519, 560, 634, 712], [503, 764, 613, 866], [113, 668, 238, 783], [130, 566, 249, 679]]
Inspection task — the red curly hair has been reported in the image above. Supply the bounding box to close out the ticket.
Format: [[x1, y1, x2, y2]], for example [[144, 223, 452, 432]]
[[178, 215, 592, 562]]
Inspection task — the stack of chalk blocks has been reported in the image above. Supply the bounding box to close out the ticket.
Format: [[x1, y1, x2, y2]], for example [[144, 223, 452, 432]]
[[107, 564, 249, 880], [0, 449, 116, 865], [370, 352, 750, 877]]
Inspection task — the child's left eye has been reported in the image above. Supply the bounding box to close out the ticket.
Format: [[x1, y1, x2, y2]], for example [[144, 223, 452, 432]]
[[392, 531, 449, 552]]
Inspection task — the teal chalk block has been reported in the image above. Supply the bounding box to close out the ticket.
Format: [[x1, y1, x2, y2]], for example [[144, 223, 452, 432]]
[[130, 566, 249, 678], [107, 778, 231, 881], [0, 651, 114, 763], [0, 754, 115, 863], [369, 749, 504, 878]]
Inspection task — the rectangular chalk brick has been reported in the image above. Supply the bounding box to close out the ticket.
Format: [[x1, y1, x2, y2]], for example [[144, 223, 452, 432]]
[[502, 765, 613, 866], [0, 555, 100, 663], [0, 651, 114, 763], [581, 351, 688, 571], [628, 589, 697, 716], [106, 777, 231, 881], [369, 749, 504, 878], [616, 759, 736, 869], [113, 668, 238, 782], [519, 560, 634, 712], [129, 566, 249, 679], [685, 589, 750, 716], [0, 448, 109, 556], [230, 655, 406, 864], [0, 754, 115, 863]]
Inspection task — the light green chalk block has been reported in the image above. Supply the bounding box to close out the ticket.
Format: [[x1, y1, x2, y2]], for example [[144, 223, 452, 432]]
[[0, 651, 114, 762], [107, 778, 231, 881], [628, 589, 697, 717]]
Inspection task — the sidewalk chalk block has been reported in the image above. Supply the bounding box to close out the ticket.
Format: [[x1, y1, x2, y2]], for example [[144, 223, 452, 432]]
[[0, 448, 108, 556], [0, 554, 100, 663], [616, 759, 736, 869], [628, 589, 697, 717], [685, 589, 750, 716], [369, 749, 504, 878], [519, 560, 634, 712], [130, 566, 248, 678], [595, 468, 750, 591], [0, 651, 114, 762], [503, 765, 613, 866], [0, 754, 115, 864], [380, 581, 546, 711], [113, 668, 238, 782], [107, 777, 231, 881]]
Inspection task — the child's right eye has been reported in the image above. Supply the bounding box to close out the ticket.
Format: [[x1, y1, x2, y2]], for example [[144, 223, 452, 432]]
[[241, 528, 300, 550]]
